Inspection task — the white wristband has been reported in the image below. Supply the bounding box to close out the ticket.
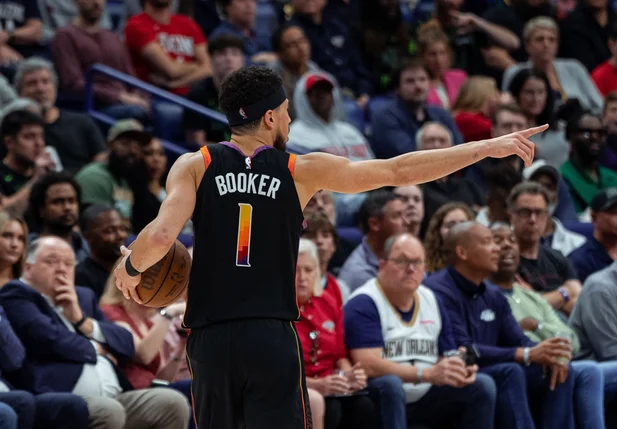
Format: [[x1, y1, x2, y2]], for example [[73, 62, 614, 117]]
[[416, 367, 423, 383], [523, 347, 531, 366]]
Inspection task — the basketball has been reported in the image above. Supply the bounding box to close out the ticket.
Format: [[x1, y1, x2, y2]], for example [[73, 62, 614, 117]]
[[131, 240, 192, 308]]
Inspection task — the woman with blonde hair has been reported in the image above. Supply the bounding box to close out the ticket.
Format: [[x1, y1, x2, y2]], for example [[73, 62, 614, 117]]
[[99, 268, 194, 427], [417, 23, 467, 110], [452, 76, 504, 142], [0, 210, 27, 287], [295, 239, 376, 429], [424, 202, 475, 273]]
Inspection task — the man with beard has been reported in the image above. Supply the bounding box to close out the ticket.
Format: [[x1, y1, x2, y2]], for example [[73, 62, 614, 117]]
[[114, 65, 540, 429], [76, 205, 128, 299], [370, 59, 462, 159], [183, 34, 245, 146], [52, 0, 150, 121], [14, 58, 107, 174], [75, 119, 152, 221], [0, 110, 55, 216], [124, 0, 211, 97], [561, 111, 617, 217], [26, 171, 90, 263]]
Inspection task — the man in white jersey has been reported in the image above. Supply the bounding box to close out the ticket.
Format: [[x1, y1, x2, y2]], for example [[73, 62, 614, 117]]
[[343, 233, 496, 429]]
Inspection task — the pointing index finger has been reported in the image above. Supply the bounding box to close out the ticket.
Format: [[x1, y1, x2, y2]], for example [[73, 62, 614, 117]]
[[518, 124, 549, 139]]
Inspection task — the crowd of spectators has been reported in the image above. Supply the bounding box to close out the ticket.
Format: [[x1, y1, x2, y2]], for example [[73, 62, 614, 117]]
[[0, 0, 617, 427]]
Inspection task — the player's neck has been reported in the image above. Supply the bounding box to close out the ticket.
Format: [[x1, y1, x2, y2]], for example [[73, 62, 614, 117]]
[[229, 135, 271, 156]]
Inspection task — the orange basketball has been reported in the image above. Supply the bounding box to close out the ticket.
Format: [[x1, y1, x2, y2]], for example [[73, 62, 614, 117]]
[[131, 240, 192, 308]]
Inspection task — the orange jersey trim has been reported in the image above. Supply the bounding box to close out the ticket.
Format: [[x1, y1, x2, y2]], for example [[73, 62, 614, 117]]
[[288, 153, 296, 177], [200, 146, 212, 171]]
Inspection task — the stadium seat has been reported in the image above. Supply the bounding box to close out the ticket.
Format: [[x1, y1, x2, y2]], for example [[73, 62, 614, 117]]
[[337, 227, 362, 246], [563, 221, 594, 241], [343, 98, 365, 133], [365, 95, 393, 135]]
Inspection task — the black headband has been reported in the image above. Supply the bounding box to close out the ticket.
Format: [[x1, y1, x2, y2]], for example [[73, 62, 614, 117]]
[[225, 87, 287, 126]]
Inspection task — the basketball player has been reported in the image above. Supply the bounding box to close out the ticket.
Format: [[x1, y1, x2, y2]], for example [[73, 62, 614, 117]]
[[114, 66, 544, 429]]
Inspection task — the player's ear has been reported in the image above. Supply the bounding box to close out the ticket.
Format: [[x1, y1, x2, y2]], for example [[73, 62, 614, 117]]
[[264, 111, 276, 129]]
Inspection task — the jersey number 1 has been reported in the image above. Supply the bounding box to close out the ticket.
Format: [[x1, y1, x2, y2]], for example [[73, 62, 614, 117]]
[[236, 203, 253, 267]]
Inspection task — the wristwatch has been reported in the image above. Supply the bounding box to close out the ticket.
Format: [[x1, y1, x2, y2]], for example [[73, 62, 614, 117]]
[[523, 347, 531, 366], [159, 308, 174, 321], [558, 287, 570, 303]]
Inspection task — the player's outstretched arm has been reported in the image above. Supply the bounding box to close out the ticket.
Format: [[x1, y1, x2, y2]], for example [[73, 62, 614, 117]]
[[115, 153, 198, 301], [293, 125, 544, 205]]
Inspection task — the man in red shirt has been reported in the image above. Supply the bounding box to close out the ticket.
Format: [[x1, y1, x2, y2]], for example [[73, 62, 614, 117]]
[[125, 0, 212, 96]]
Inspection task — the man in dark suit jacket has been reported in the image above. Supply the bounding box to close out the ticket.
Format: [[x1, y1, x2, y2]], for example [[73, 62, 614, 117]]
[[0, 305, 89, 429], [0, 236, 190, 429]]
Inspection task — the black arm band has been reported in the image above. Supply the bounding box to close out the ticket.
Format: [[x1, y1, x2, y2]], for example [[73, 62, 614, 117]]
[[73, 316, 87, 330], [125, 255, 142, 277]]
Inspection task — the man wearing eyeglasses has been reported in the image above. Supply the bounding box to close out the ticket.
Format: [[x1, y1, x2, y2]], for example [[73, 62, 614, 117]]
[[344, 233, 495, 429], [507, 182, 582, 316], [560, 112, 617, 217]]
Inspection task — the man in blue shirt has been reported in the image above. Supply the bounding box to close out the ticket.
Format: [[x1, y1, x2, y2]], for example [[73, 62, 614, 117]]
[[370, 59, 463, 159], [569, 188, 617, 283], [424, 221, 576, 429], [344, 233, 496, 429]]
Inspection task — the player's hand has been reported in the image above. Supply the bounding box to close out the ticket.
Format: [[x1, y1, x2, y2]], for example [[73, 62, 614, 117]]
[[484, 125, 545, 167], [318, 375, 351, 396], [114, 245, 142, 304]]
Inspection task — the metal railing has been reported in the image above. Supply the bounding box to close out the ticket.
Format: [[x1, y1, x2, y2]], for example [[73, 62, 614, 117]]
[[84, 63, 227, 156]]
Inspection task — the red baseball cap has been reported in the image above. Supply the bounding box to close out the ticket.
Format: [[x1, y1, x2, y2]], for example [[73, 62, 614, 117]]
[[305, 74, 334, 93]]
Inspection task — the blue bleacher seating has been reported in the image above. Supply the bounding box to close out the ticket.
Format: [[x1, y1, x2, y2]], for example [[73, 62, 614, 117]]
[[365, 95, 393, 135], [343, 98, 365, 133], [337, 227, 362, 246]]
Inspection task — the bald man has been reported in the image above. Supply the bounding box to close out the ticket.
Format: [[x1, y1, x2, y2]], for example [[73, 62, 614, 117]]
[[0, 236, 191, 429], [424, 222, 576, 429], [344, 233, 495, 429]]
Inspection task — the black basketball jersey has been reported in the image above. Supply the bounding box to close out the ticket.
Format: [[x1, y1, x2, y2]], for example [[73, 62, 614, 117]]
[[183, 142, 304, 328]]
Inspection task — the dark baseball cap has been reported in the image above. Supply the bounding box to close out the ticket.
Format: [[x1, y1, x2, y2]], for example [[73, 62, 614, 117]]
[[590, 188, 617, 212], [522, 160, 560, 184]]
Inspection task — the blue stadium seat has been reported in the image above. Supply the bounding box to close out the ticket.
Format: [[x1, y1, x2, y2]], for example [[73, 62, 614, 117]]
[[343, 98, 365, 133], [563, 221, 594, 241], [365, 95, 394, 135], [337, 227, 362, 246]]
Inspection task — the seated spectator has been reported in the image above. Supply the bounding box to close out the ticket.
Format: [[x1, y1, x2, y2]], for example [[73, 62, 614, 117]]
[[268, 25, 322, 120], [591, 22, 617, 96], [26, 172, 89, 263], [184, 34, 244, 147], [560, 110, 617, 216], [361, 0, 414, 94], [452, 76, 503, 142], [476, 164, 523, 226], [370, 59, 463, 159], [464, 103, 528, 194], [0, 210, 25, 287], [15, 58, 106, 173], [294, 239, 376, 429], [52, 0, 150, 122], [125, 0, 179, 17], [302, 190, 355, 274], [75, 205, 128, 299], [424, 202, 475, 273], [424, 221, 576, 429], [0, 236, 191, 429], [508, 68, 569, 167], [417, 24, 467, 110], [209, 0, 274, 63], [338, 189, 408, 291], [124, 0, 211, 96], [0, 110, 55, 215], [75, 119, 152, 221], [602, 91, 617, 170], [569, 188, 617, 283], [301, 214, 350, 302], [523, 161, 586, 256], [392, 185, 424, 237], [508, 182, 582, 315], [0, 0, 43, 61], [560, 0, 616, 73], [490, 222, 613, 428], [415, 122, 483, 231], [570, 260, 617, 362], [344, 233, 495, 429], [502, 17, 603, 114], [99, 273, 191, 401], [0, 97, 39, 121], [0, 76, 16, 109], [39, 0, 114, 45], [290, 0, 372, 106], [0, 303, 90, 429]]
